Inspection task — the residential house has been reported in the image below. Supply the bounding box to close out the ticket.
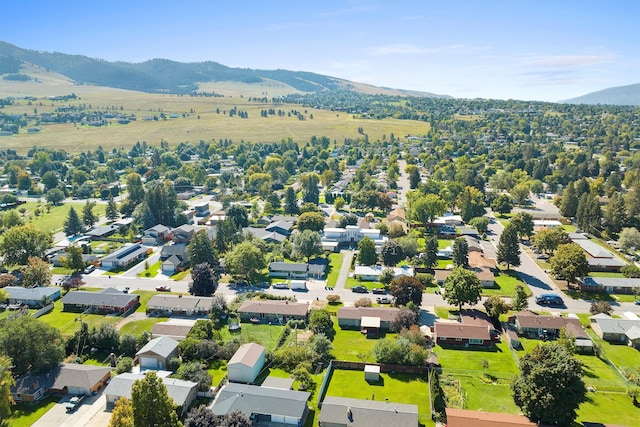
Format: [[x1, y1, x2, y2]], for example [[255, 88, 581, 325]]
[[509, 311, 592, 350], [319, 396, 418, 427], [353, 265, 414, 282], [50, 252, 98, 268], [136, 336, 180, 370], [147, 295, 214, 316], [433, 268, 495, 288], [237, 300, 309, 324], [265, 220, 293, 236], [570, 238, 626, 272], [227, 343, 266, 384], [433, 214, 464, 226], [85, 224, 119, 240], [141, 224, 171, 246], [11, 364, 111, 403], [151, 319, 196, 341], [533, 220, 563, 230], [194, 202, 210, 217], [269, 262, 326, 279], [386, 207, 406, 223], [243, 227, 288, 244], [101, 243, 149, 269], [446, 408, 552, 427], [321, 225, 387, 252], [337, 307, 400, 333], [434, 310, 494, 348], [590, 314, 640, 349], [61, 287, 139, 313], [105, 373, 197, 415], [3, 286, 61, 307], [171, 224, 196, 243], [212, 383, 310, 426], [270, 215, 298, 225], [577, 277, 640, 295], [160, 243, 190, 274]]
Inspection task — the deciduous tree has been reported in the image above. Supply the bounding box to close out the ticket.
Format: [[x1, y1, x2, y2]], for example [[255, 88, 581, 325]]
[[21, 256, 52, 288], [618, 227, 640, 251], [227, 204, 249, 229], [491, 194, 513, 215], [0, 224, 51, 265], [291, 229, 322, 263], [0, 355, 14, 419], [190, 263, 217, 296], [511, 284, 529, 311], [411, 194, 446, 229], [357, 236, 377, 266], [512, 343, 586, 426], [297, 211, 325, 232], [483, 295, 509, 320], [224, 241, 266, 283], [550, 243, 589, 286], [443, 267, 482, 312], [62, 244, 86, 273], [389, 276, 425, 306], [469, 216, 489, 234], [381, 239, 404, 266], [510, 212, 534, 240], [131, 371, 183, 427]]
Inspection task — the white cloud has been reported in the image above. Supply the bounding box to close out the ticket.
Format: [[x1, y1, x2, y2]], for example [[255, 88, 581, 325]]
[[525, 54, 613, 68]]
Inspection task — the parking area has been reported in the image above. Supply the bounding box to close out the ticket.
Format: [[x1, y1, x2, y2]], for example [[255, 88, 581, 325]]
[[32, 392, 111, 427]]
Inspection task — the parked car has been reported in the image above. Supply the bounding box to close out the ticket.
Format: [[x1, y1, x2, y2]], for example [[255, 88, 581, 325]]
[[535, 293, 564, 306], [635, 300, 640, 305], [156, 285, 171, 292], [376, 296, 392, 304], [273, 282, 289, 289], [83, 264, 95, 274], [351, 285, 369, 293], [536, 254, 550, 260], [372, 288, 386, 294], [65, 395, 85, 412]]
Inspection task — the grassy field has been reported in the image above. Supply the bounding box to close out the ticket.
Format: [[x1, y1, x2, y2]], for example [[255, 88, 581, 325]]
[[218, 322, 285, 351], [325, 369, 433, 426], [5, 396, 59, 427], [119, 317, 168, 336], [434, 341, 519, 379], [13, 201, 107, 234], [0, 87, 430, 154], [137, 260, 161, 278], [483, 270, 531, 297], [37, 294, 121, 335], [331, 327, 396, 363], [325, 252, 343, 288]]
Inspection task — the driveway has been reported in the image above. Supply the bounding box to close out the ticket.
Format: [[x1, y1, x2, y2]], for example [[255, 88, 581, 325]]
[[334, 250, 355, 290], [32, 392, 110, 427]]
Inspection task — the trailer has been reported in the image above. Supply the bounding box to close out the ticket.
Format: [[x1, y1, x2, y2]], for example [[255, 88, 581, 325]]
[[289, 280, 307, 290]]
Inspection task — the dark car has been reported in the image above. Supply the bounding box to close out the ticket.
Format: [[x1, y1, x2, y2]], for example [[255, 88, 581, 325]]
[[535, 293, 564, 306], [155, 285, 171, 292], [635, 300, 640, 305], [351, 285, 369, 293]]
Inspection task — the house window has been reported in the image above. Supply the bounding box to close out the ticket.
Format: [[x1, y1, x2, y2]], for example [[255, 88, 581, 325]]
[[455, 337, 462, 342], [469, 339, 483, 345]]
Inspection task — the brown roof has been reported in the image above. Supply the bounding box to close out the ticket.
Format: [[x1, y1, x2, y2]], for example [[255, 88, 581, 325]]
[[469, 252, 496, 269], [238, 299, 309, 317], [338, 307, 401, 323], [446, 408, 547, 427], [515, 313, 588, 337], [151, 322, 194, 340], [386, 207, 406, 221], [228, 343, 265, 368], [460, 309, 493, 328], [434, 322, 491, 340]]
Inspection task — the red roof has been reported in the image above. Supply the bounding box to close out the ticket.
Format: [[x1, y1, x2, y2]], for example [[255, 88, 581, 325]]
[[434, 323, 491, 340]]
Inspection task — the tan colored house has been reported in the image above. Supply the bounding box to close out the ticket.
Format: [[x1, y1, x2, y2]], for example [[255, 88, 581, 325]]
[[237, 299, 309, 323], [227, 343, 266, 384]]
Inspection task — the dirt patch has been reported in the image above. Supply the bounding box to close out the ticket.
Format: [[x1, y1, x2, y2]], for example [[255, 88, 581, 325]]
[[310, 300, 326, 310], [296, 330, 314, 343]]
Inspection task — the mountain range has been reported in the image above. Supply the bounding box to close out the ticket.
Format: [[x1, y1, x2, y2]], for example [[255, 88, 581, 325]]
[[0, 41, 638, 105]]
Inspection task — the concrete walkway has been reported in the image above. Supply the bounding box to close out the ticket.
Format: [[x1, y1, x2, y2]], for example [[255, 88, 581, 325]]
[[334, 250, 355, 290]]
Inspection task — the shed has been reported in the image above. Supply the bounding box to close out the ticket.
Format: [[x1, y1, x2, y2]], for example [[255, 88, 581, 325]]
[[364, 365, 380, 382], [227, 343, 266, 384], [136, 336, 179, 370]]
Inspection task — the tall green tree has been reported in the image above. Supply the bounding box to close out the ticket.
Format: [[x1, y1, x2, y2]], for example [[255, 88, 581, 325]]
[[389, 276, 425, 306], [300, 172, 320, 205], [227, 204, 249, 228], [443, 267, 482, 312], [603, 192, 626, 235], [469, 216, 489, 234], [452, 237, 469, 268], [491, 194, 513, 215], [576, 193, 602, 234], [297, 211, 325, 232], [422, 236, 439, 268], [283, 186, 300, 215], [497, 223, 521, 270], [188, 230, 216, 267], [550, 243, 589, 286], [21, 256, 53, 288], [308, 309, 334, 338], [224, 240, 267, 282], [510, 212, 534, 240], [82, 200, 97, 228], [381, 239, 404, 266], [64, 206, 84, 235], [190, 263, 217, 296], [619, 227, 640, 251], [411, 194, 446, 229], [531, 227, 568, 254], [458, 186, 486, 223], [108, 397, 134, 427], [0, 224, 51, 265], [357, 236, 377, 266], [106, 194, 119, 221], [291, 229, 322, 263], [512, 343, 586, 426], [560, 181, 579, 218], [0, 355, 15, 420], [483, 295, 509, 320], [0, 316, 65, 376], [131, 371, 183, 427], [511, 284, 529, 311]]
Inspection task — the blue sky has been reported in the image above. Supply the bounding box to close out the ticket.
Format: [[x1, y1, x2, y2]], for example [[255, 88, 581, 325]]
[[1, 0, 638, 101]]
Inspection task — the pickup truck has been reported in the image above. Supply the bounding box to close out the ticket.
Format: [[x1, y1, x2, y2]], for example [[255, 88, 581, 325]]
[[65, 395, 85, 412]]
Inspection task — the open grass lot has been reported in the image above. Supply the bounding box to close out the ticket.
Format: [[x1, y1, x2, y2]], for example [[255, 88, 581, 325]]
[[434, 341, 519, 379], [137, 260, 161, 278], [325, 369, 433, 426], [119, 317, 168, 336], [483, 270, 530, 297], [5, 395, 59, 427], [449, 375, 521, 414], [344, 277, 382, 290], [331, 327, 396, 363], [565, 289, 638, 303], [576, 391, 640, 427], [0, 87, 430, 154], [586, 329, 640, 371], [218, 322, 285, 351], [37, 294, 121, 335], [325, 252, 342, 287], [13, 201, 107, 234]]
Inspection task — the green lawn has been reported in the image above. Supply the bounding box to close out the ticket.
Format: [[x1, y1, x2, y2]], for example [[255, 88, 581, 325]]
[[345, 277, 383, 290], [577, 391, 639, 427], [325, 252, 342, 287], [137, 260, 161, 278], [20, 201, 107, 234], [5, 396, 59, 427], [170, 268, 191, 281], [435, 259, 453, 269], [452, 375, 521, 414], [218, 322, 285, 351], [434, 340, 519, 378], [325, 369, 433, 426], [331, 327, 396, 363], [484, 270, 530, 297], [119, 317, 168, 335], [586, 329, 640, 371], [133, 290, 164, 313], [37, 297, 121, 335]]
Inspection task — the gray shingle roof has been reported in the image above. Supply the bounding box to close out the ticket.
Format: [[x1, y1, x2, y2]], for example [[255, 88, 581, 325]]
[[338, 307, 400, 323], [212, 383, 309, 419], [61, 288, 139, 308], [136, 336, 179, 359], [319, 396, 418, 427], [4, 286, 60, 301], [104, 373, 196, 407], [147, 295, 213, 311], [238, 300, 309, 317]]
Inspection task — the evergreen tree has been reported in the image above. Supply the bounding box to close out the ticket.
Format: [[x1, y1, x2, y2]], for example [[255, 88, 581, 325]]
[[422, 236, 439, 268], [497, 223, 521, 270], [603, 192, 626, 235], [106, 194, 119, 221], [560, 181, 578, 217], [190, 263, 217, 296], [576, 193, 602, 234], [283, 186, 300, 215], [64, 206, 84, 235], [188, 230, 216, 267], [511, 284, 529, 311], [452, 237, 469, 268], [131, 371, 183, 427], [227, 204, 249, 228], [82, 200, 96, 228]]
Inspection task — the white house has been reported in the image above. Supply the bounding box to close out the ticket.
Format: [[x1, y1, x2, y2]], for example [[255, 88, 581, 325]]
[[353, 265, 414, 282], [321, 225, 387, 252], [227, 343, 266, 384]]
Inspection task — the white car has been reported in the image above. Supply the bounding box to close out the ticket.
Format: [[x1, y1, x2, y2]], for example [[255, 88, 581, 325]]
[[273, 282, 289, 289]]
